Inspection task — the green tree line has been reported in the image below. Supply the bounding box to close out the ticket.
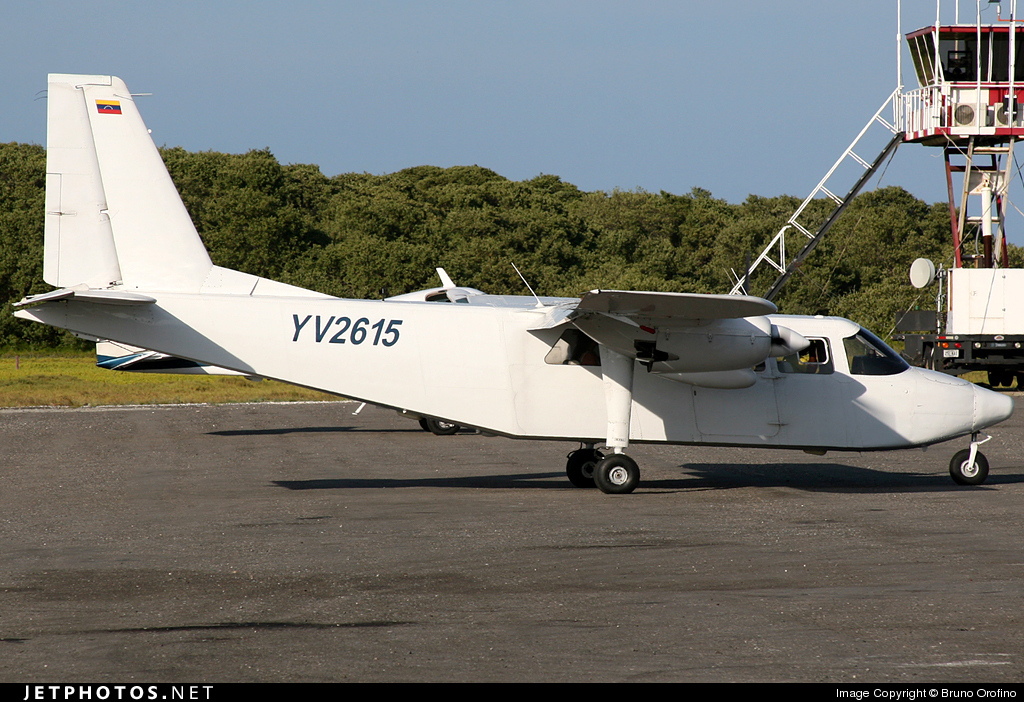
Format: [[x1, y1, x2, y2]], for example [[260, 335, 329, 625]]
[[0, 141, 993, 349]]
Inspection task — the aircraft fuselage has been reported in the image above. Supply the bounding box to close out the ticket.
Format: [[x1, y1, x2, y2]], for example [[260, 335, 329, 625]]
[[18, 296, 1009, 454]]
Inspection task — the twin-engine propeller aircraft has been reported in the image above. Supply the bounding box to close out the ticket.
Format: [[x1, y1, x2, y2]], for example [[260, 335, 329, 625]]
[[14, 74, 1015, 493]]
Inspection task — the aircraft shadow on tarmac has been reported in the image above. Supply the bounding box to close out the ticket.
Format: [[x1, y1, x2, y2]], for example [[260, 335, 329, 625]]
[[272, 462, 1024, 492], [273, 472, 569, 491], [207, 425, 423, 436], [96, 620, 409, 635], [669, 462, 1024, 491]]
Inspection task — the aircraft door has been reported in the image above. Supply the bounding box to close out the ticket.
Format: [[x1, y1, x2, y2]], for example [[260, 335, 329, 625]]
[[691, 363, 780, 438], [771, 337, 849, 448]]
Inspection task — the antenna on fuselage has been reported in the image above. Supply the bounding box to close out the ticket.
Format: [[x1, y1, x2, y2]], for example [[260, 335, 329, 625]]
[[511, 261, 544, 308]]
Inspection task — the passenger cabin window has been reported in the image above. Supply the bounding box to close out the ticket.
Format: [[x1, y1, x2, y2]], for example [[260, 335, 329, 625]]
[[545, 329, 601, 366], [843, 329, 909, 376], [776, 338, 833, 375]]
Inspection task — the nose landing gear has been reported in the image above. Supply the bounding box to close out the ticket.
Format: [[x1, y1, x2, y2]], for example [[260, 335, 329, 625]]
[[949, 434, 991, 486]]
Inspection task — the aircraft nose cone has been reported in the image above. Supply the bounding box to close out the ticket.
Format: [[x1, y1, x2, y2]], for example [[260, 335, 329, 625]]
[[973, 385, 1015, 431]]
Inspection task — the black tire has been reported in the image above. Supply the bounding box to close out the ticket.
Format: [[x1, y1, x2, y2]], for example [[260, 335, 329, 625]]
[[425, 418, 460, 436], [566, 448, 603, 488], [594, 454, 640, 495], [418, 418, 430, 432], [988, 370, 1013, 388], [949, 448, 989, 486]]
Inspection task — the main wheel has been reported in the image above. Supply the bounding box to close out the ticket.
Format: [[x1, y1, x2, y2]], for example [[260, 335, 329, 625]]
[[594, 454, 640, 494], [425, 418, 460, 436], [949, 448, 989, 486], [566, 448, 603, 488]]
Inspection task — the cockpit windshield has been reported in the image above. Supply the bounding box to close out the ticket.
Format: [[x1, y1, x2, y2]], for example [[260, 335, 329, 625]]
[[842, 328, 909, 376]]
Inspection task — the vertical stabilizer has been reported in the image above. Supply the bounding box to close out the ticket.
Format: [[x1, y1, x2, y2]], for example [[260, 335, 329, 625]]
[[44, 75, 121, 288], [45, 74, 212, 292]]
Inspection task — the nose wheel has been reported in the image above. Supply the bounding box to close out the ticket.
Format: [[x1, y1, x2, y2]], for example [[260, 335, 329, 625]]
[[949, 448, 989, 485]]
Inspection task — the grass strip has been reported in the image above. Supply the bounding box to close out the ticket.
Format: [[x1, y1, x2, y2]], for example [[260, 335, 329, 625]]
[[0, 352, 338, 408]]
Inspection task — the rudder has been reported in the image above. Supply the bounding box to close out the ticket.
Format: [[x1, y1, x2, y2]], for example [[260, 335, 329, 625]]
[[45, 74, 212, 292]]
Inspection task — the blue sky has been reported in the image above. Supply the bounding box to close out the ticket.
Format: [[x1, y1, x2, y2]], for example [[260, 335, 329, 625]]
[[3, 1, 1014, 232]]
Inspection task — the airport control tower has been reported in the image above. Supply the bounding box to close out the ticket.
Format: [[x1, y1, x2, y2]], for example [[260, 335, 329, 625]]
[[731, 1, 1024, 298], [898, 1, 1024, 384], [731, 1, 1024, 384], [903, 0, 1024, 269]]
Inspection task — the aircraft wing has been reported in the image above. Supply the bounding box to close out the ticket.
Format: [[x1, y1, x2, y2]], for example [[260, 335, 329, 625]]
[[537, 289, 803, 388], [575, 289, 776, 322]]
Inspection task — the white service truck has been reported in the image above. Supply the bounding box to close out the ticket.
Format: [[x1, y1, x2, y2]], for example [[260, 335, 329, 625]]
[[901, 268, 1024, 387]]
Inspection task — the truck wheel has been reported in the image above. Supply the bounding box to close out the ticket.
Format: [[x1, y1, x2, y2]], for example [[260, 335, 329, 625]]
[[988, 370, 1012, 387]]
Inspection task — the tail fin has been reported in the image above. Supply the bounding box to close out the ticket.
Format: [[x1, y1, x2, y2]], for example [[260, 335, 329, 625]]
[[45, 74, 212, 292]]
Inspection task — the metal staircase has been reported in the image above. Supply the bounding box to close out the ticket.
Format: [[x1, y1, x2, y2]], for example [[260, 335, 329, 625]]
[[729, 89, 904, 300]]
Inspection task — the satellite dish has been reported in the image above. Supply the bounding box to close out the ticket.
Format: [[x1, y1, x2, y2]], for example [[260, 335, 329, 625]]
[[909, 258, 936, 289]]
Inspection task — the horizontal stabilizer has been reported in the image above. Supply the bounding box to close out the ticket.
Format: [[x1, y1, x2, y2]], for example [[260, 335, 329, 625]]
[[14, 287, 157, 308]]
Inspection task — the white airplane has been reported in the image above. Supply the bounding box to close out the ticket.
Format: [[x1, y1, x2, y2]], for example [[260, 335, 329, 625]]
[[14, 74, 1015, 493]]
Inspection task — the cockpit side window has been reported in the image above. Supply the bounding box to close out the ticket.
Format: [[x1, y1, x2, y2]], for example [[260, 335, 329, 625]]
[[776, 337, 833, 375], [843, 329, 909, 376]]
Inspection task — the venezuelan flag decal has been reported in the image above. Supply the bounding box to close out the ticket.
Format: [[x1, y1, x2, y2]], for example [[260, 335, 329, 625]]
[[96, 100, 122, 115]]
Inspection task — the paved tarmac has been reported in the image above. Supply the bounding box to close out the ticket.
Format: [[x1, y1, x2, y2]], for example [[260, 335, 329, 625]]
[[1, 398, 1023, 683]]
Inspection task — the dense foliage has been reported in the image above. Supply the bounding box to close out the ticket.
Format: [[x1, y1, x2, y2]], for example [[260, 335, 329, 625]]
[[0, 141, 989, 349]]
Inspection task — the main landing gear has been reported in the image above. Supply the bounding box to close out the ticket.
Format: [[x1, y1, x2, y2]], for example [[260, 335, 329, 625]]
[[566, 446, 641, 494], [564, 345, 643, 494], [418, 417, 461, 435]]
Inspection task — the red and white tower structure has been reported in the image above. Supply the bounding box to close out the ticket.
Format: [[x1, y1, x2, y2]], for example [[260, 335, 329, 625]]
[[903, 0, 1024, 269], [732, 0, 1024, 297]]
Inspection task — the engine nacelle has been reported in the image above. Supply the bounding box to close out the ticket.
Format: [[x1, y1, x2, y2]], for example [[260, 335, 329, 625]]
[[575, 314, 774, 373]]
